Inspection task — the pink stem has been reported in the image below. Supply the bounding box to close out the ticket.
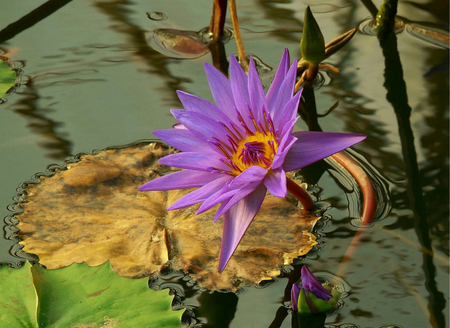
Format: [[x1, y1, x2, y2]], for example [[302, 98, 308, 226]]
[[331, 152, 376, 225], [286, 177, 314, 211]]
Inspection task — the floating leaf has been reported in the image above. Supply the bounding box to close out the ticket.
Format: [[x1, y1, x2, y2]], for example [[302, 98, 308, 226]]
[[149, 29, 210, 59], [0, 261, 182, 327], [17, 142, 319, 291], [0, 262, 37, 327], [406, 23, 450, 49], [0, 56, 16, 98]]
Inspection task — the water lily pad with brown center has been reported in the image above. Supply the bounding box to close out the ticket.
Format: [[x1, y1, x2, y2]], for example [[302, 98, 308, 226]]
[[16, 142, 319, 291]]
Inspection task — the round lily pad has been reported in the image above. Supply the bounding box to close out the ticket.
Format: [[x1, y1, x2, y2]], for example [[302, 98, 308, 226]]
[[16, 142, 319, 291]]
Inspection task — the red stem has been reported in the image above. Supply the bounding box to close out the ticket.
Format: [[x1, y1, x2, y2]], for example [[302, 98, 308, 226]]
[[331, 152, 376, 225], [286, 177, 314, 211]]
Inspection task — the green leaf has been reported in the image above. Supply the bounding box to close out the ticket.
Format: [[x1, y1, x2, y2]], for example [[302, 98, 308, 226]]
[[0, 58, 16, 98], [0, 262, 183, 328], [32, 261, 182, 327], [0, 262, 38, 328]]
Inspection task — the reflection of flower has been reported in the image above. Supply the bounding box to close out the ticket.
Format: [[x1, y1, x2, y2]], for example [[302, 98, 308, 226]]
[[291, 266, 339, 314], [139, 50, 366, 272]]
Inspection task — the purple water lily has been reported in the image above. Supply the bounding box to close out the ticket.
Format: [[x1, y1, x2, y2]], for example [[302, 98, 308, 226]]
[[139, 49, 366, 272]]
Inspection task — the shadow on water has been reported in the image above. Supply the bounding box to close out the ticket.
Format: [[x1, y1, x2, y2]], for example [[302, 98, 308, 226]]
[[378, 29, 446, 328]]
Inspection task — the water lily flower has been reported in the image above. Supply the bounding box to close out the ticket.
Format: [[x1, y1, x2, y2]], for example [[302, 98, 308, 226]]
[[139, 49, 366, 272], [291, 266, 340, 314]]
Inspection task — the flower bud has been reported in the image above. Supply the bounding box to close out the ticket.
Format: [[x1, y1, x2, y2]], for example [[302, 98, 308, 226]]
[[291, 266, 340, 314], [300, 6, 326, 65]]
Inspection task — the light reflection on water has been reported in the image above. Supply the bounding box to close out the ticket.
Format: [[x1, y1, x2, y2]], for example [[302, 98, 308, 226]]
[[0, 0, 448, 327]]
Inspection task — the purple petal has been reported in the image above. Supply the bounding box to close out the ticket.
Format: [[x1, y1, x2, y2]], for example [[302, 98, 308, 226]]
[[273, 89, 302, 129], [267, 49, 290, 110], [213, 180, 264, 221], [248, 57, 267, 123], [159, 152, 228, 171], [301, 266, 332, 301], [176, 91, 231, 123], [171, 109, 229, 145], [218, 184, 267, 272], [272, 117, 298, 169], [282, 131, 367, 172], [263, 167, 287, 198], [139, 170, 220, 191], [168, 175, 233, 210], [270, 59, 298, 118], [153, 128, 214, 153], [204, 62, 237, 119], [197, 166, 267, 215], [291, 283, 301, 312], [229, 165, 268, 186], [229, 54, 250, 115]]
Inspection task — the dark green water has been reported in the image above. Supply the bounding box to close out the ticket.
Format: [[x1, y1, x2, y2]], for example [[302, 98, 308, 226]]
[[0, 1, 448, 327]]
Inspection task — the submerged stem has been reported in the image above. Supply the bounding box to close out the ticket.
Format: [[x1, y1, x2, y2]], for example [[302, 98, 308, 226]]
[[286, 177, 314, 211], [331, 152, 375, 224]]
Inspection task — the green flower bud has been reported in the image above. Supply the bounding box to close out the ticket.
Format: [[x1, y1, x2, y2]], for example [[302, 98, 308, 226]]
[[300, 6, 326, 65], [291, 266, 341, 315]]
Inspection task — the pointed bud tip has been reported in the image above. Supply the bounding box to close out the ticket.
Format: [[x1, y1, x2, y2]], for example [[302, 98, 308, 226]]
[[300, 6, 326, 64]]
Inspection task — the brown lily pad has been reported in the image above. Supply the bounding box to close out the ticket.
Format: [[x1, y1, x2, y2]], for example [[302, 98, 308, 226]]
[[17, 142, 319, 291]]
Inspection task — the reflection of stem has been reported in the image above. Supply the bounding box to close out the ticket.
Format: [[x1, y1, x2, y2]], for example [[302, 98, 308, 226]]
[[378, 31, 446, 328], [336, 227, 364, 278], [11, 79, 72, 160], [376, 0, 398, 40], [209, 39, 229, 75], [359, 0, 379, 18], [286, 177, 314, 211], [209, 0, 227, 41], [229, 0, 248, 71], [331, 152, 375, 225], [298, 84, 321, 132], [379, 227, 448, 265], [0, 0, 72, 44]]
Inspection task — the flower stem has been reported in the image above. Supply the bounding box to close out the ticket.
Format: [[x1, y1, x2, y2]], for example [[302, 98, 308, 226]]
[[209, 0, 227, 41], [305, 63, 319, 82], [331, 152, 375, 225], [229, 0, 248, 72], [286, 177, 314, 211]]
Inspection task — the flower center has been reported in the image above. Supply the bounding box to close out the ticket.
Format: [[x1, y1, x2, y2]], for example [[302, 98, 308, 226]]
[[232, 132, 277, 173], [212, 107, 279, 176]]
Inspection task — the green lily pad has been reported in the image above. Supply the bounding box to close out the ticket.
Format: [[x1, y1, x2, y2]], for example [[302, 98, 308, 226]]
[[0, 57, 16, 98], [0, 262, 37, 327], [0, 261, 182, 328]]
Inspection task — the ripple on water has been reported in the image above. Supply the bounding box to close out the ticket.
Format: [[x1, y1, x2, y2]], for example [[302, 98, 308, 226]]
[[357, 16, 405, 36], [146, 11, 168, 21]]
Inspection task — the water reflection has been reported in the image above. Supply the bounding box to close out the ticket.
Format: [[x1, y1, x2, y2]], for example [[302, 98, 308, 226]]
[[94, 0, 194, 108], [378, 27, 446, 328], [9, 79, 73, 160], [0, 0, 72, 44]]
